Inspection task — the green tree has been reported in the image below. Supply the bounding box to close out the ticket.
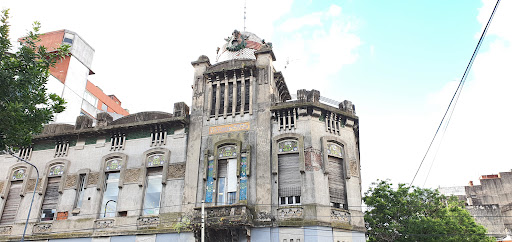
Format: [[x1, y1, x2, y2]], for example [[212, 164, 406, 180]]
[[0, 9, 69, 150], [363, 180, 494, 242]]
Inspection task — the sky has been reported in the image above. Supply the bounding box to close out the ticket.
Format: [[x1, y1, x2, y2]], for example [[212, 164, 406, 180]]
[[1, 0, 511, 192]]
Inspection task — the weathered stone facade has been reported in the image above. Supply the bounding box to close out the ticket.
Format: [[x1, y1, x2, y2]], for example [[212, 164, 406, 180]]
[[0, 30, 364, 242]]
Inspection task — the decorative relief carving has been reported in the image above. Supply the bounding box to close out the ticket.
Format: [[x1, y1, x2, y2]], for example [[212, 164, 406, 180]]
[[0, 226, 12, 235], [0, 181, 4, 194], [209, 122, 250, 135], [304, 147, 322, 171], [65, 174, 77, 189], [95, 219, 114, 229], [278, 207, 304, 220], [331, 209, 350, 223], [87, 172, 99, 186], [26, 178, 42, 192], [124, 168, 141, 183], [33, 223, 52, 233], [168, 163, 186, 179], [137, 216, 160, 228], [256, 211, 273, 222], [349, 159, 358, 177]]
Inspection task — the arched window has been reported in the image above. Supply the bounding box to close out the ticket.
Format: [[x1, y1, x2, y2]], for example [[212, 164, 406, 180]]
[[41, 164, 65, 221], [0, 167, 27, 225], [216, 145, 237, 205], [277, 140, 301, 205], [326, 142, 347, 209], [143, 153, 164, 215], [100, 157, 122, 218]]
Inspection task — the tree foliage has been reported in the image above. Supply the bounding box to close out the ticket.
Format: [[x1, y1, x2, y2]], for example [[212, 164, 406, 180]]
[[0, 9, 69, 149], [363, 180, 494, 242]]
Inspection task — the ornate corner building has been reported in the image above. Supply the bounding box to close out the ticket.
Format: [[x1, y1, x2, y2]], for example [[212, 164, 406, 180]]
[[0, 30, 365, 242]]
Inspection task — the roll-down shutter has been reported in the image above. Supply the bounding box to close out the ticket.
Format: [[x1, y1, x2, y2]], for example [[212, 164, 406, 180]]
[[41, 177, 60, 220], [0, 181, 22, 225], [328, 156, 346, 205], [278, 153, 301, 197]]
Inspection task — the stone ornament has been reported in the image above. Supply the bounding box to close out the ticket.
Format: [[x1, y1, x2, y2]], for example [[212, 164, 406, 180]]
[[95, 219, 114, 229], [278, 207, 304, 220], [87, 172, 99, 186], [65, 174, 77, 189], [124, 168, 141, 183], [331, 209, 350, 223], [0, 226, 12, 235], [168, 163, 186, 179], [33, 223, 52, 233], [137, 216, 160, 228]]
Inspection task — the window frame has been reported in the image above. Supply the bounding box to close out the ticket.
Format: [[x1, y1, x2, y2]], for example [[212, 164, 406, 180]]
[[38, 159, 69, 222]]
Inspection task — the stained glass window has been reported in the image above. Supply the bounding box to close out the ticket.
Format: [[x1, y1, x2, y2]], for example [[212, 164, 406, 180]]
[[105, 158, 122, 171], [278, 140, 298, 153], [12, 168, 26, 180], [49, 164, 64, 176], [218, 145, 236, 158], [147, 154, 165, 167], [327, 143, 343, 157]]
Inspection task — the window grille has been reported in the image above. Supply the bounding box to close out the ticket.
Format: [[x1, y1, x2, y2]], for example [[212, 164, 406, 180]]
[[54, 140, 69, 157], [275, 108, 297, 131], [18, 147, 32, 160], [325, 112, 344, 135], [74, 174, 86, 209], [110, 132, 125, 151], [208, 71, 252, 119], [151, 126, 167, 146]]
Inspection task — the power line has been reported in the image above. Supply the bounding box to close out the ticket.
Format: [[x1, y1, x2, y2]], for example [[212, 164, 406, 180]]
[[409, 0, 502, 188]]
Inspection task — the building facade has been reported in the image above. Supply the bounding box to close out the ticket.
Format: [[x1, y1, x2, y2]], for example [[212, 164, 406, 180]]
[[0, 30, 364, 242], [440, 171, 512, 239], [38, 30, 129, 124]]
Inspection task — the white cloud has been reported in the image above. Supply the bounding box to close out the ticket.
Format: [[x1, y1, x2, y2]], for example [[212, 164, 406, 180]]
[[275, 4, 360, 94]]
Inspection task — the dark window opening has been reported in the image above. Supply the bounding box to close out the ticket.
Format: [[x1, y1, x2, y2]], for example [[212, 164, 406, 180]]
[[211, 85, 217, 116], [227, 82, 233, 115], [244, 79, 250, 111], [219, 84, 225, 115], [236, 81, 242, 112]]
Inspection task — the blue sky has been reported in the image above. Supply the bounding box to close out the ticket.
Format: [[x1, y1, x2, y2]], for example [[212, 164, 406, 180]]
[[2, 0, 510, 191]]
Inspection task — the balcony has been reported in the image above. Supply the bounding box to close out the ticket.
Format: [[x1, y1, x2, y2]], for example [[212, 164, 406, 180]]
[[193, 204, 252, 229]]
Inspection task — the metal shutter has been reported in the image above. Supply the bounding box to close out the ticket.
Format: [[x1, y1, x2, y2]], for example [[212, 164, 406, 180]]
[[328, 156, 346, 205], [218, 160, 227, 178], [278, 154, 301, 197], [0, 181, 23, 225], [41, 177, 60, 220]]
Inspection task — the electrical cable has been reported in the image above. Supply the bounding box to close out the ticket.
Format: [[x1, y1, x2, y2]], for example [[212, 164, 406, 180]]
[[409, 0, 501, 188]]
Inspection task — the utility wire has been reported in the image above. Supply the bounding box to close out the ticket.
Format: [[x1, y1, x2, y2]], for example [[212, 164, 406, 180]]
[[409, 0, 501, 187]]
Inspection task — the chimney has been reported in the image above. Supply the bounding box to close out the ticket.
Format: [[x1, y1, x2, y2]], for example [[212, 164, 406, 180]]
[[469, 181, 474, 186]]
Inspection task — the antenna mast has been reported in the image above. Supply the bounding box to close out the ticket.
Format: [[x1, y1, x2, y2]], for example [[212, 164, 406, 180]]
[[244, 0, 247, 31]]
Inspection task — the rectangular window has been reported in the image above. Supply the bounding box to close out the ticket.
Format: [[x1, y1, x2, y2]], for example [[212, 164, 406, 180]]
[[219, 83, 225, 115], [236, 81, 242, 113], [227, 82, 233, 115], [278, 153, 301, 205], [143, 168, 163, 215], [75, 174, 86, 209], [211, 85, 217, 116], [328, 156, 347, 207], [0, 181, 23, 225], [41, 177, 60, 221], [244, 79, 250, 111], [100, 172, 120, 218]]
